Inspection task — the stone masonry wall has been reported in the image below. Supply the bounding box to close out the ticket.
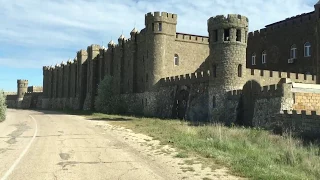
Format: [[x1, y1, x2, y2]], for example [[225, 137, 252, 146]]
[[266, 111, 320, 138], [293, 92, 320, 111]]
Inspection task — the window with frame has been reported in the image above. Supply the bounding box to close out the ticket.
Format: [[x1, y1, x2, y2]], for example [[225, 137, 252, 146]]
[[262, 51, 267, 64], [159, 23, 162, 31], [290, 44, 297, 59], [304, 42, 311, 57], [174, 54, 179, 66], [251, 53, 256, 65]]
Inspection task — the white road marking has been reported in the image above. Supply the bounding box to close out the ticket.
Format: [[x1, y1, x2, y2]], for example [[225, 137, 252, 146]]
[[1, 114, 38, 180]]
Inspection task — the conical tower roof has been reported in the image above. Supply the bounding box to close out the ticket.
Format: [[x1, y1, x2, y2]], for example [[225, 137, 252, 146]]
[[108, 40, 115, 45], [131, 28, 138, 33], [118, 34, 125, 40]]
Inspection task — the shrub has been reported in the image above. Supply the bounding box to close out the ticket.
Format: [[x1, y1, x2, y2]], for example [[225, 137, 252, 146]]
[[94, 75, 127, 114], [0, 90, 7, 121]]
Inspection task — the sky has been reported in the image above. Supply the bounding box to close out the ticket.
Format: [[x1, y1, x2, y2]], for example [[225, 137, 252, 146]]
[[0, 0, 317, 92]]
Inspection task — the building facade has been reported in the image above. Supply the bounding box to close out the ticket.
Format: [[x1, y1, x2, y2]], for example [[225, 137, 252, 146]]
[[8, 2, 320, 136]]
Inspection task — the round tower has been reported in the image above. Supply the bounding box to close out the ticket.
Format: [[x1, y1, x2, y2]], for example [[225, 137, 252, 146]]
[[208, 14, 249, 90], [207, 14, 249, 123], [144, 12, 177, 90], [17, 79, 28, 102]]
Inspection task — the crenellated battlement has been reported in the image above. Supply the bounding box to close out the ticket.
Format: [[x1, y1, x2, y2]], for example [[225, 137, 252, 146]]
[[88, 44, 101, 51], [227, 84, 283, 100], [247, 68, 316, 84], [159, 70, 210, 86], [145, 12, 177, 24], [43, 66, 50, 70], [3, 92, 17, 95], [77, 49, 88, 55], [208, 14, 248, 30], [280, 110, 320, 116], [175, 33, 209, 44], [17, 79, 28, 83], [248, 11, 314, 38]]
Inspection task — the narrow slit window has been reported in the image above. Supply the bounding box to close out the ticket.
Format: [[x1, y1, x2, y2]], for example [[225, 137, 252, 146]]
[[262, 51, 267, 64], [174, 54, 179, 66], [238, 64, 242, 77], [213, 30, 218, 42], [224, 29, 230, 41], [159, 23, 162, 31], [152, 23, 154, 31], [236, 29, 241, 42], [212, 64, 217, 77]]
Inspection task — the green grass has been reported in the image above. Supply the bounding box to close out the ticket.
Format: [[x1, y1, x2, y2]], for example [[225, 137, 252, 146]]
[[78, 112, 320, 179]]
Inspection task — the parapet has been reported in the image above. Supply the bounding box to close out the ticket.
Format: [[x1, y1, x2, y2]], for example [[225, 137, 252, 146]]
[[17, 79, 28, 84], [43, 66, 50, 70], [88, 44, 101, 51], [77, 49, 88, 56], [175, 33, 209, 44], [145, 11, 177, 25], [247, 68, 316, 84], [27, 86, 43, 93], [227, 84, 283, 100], [208, 14, 248, 31], [248, 11, 314, 38], [280, 110, 320, 117], [159, 70, 210, 87]]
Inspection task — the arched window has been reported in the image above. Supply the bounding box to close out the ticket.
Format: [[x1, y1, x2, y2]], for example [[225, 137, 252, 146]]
[[251, 53, 256, 65], [174, 54, 179, 66], [238, 64, 242, 77], [262, 51, 267, 64], [290, 44, 297, 59], [304, 42, 311, 57]]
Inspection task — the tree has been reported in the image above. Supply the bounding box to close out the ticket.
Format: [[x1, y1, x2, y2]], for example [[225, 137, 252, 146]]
[[0, 90, 7, 121], [94, 75, 114, 113]]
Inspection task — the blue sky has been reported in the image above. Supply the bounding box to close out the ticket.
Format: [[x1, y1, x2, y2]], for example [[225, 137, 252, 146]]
[[0, 0, 316, 92]]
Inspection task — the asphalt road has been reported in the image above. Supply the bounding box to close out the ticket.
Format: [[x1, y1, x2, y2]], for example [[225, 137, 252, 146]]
[[0, 109, 182, 180]]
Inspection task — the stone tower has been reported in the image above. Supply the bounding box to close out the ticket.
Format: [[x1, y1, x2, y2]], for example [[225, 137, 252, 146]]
[[207, 14, 249, 123], [17, 79, 28, 108], [144, 12, 177, 90]]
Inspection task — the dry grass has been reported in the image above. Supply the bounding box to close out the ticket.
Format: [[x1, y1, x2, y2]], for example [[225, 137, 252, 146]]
[[86, 113, 320, 180]]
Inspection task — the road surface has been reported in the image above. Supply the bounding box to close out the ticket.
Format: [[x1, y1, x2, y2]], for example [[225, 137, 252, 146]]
[[0, 109, 240, 180]]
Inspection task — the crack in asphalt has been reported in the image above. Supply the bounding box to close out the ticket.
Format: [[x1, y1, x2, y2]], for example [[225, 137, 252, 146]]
[[57, 161, 136, 169], [6, 123, 31, 144]]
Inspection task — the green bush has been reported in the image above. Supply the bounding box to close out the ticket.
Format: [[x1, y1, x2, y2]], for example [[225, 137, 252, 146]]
[[0, 90, 7, 121], [94, 75, 127, 114]]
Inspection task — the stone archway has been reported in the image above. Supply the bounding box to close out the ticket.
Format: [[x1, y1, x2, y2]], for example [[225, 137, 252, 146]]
[[236, 80, 261, 126], [172, 86, 189, 120]]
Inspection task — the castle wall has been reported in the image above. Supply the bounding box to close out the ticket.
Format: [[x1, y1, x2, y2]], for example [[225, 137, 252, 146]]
[[246, 68, 316, 86], [270, 111, 320, 138], [293, 92, 320, 111], [83, 45, 100, 110], [122, 39, 135, 93], [247, 11, 316, 74], [167, 33, 210, 75], [48, 69, 53, 98], [63, 63, 69, 98], [57, 66, 63, 98], [77, 50, 88, 110], [5, 95, 17, 108], [136, 33, 147, 93]]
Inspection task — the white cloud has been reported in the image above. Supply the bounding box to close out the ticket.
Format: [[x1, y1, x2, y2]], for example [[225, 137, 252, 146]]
[[0, 0, 316, 68]]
